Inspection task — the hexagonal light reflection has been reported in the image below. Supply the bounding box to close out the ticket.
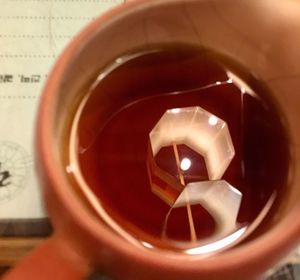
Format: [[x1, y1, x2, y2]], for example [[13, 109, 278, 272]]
[[147, 106, 242, 243], [174, 180, 242, 240], [149, 107, 235, 181]]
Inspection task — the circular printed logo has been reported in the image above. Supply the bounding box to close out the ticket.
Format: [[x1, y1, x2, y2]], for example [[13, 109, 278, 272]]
[[0, 142, 31, 204]]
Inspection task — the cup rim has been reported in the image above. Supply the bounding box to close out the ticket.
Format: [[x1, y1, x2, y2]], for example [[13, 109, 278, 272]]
[[36, 0, 300, 276]]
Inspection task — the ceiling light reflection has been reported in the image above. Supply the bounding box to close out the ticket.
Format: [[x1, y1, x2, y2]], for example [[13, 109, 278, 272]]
[[185, 226, 247, 255], [208, 115, 218, 126], [180, 158, 192, 171], [170, 108, 181, 114]]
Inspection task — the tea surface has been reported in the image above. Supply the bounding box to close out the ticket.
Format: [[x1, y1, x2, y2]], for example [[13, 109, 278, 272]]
[[67, 45, 290, 254]]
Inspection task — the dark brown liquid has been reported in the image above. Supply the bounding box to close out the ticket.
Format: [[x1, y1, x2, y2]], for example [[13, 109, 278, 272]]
[[66, 45, 290, 254]]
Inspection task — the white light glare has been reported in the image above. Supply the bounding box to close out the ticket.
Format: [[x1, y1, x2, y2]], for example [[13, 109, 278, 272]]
[[66, 165, 74, 174], [208, 115, 218, 126], [180, 158, 192, 171], [141, 241, 154, 249], [170, 108, 181, 114], [115, 57, 123, 64], [185, 227, 247, 255]]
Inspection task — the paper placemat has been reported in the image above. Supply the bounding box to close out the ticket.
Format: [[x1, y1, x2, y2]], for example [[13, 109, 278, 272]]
[[0, 0, 123, 229]]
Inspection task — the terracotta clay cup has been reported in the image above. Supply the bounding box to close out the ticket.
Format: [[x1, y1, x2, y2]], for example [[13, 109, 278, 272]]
[[3, 0, 300, 279]]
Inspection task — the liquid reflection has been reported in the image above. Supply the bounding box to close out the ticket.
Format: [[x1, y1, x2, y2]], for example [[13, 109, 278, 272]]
[[148, 106, 242, 248], [180, 158, 192, 171], [149, 107, 235, 181], [185, 226, 247, 255], [68, 46, 289, 256]]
